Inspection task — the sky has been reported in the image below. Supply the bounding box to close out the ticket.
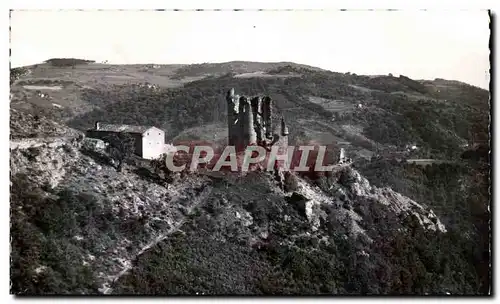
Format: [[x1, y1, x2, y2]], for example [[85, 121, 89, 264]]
[[10, 10, 490, 89]]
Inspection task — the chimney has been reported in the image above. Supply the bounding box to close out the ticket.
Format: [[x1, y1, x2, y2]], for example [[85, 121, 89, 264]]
[[95, 121, 100, 130]]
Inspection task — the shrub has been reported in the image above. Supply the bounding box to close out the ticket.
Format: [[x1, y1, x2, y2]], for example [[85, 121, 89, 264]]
[[283, 172, 299, 192]]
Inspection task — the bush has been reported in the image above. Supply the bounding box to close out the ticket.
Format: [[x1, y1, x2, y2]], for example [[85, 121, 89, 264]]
[[339, 169, 357, 187], [283, 172, 299, 192]]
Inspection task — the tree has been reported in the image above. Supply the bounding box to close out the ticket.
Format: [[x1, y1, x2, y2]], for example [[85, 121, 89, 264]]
[[150, 153, 175, 184], [10, 67, 28, 85], [103, 132, 135, 172]]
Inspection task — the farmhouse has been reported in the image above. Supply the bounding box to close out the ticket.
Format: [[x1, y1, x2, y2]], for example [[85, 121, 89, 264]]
[[86, 122, 165, 160]]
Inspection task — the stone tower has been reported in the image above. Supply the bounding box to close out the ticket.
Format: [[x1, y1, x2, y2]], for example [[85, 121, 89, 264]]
[[262, 96, 273, 140], [226, 88, 240, 147], [239, 96, 257, 147]]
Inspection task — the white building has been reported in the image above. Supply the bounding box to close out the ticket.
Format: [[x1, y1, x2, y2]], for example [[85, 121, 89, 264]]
[[87, 122, 165, 160]]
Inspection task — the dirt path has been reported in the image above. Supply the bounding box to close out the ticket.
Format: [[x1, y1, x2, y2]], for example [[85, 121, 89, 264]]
[[405, 159, 452, 166], [23, 85, 63, 91], [10, 137, 75, 150]]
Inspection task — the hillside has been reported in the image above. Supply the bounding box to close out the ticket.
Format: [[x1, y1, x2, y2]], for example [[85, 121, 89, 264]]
[[12, 60, 488, 160], [10, 59, 491, 295], [9, 125, 460, 295]]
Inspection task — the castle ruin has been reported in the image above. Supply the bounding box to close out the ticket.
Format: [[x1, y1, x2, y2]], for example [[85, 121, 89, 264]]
[[226, 88, 290, 174], [225, 88, 350, 182]]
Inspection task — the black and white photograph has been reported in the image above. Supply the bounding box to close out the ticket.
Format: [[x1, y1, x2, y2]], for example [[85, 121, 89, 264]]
[[8, 5, 492, 296]]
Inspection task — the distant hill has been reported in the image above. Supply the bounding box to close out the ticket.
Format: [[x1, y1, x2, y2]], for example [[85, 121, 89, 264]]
[[169, 61, 326, 79]]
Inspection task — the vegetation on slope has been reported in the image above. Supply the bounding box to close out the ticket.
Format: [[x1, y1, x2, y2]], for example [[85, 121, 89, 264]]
[[10, 67, 31, 84], [356, 146, 490, 294], [10, 173, 102, 294], [113, 169, 488, 295], [67, 66, 488, 160], [45, 58, 95, 67], [10, 108, 81, 140]]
